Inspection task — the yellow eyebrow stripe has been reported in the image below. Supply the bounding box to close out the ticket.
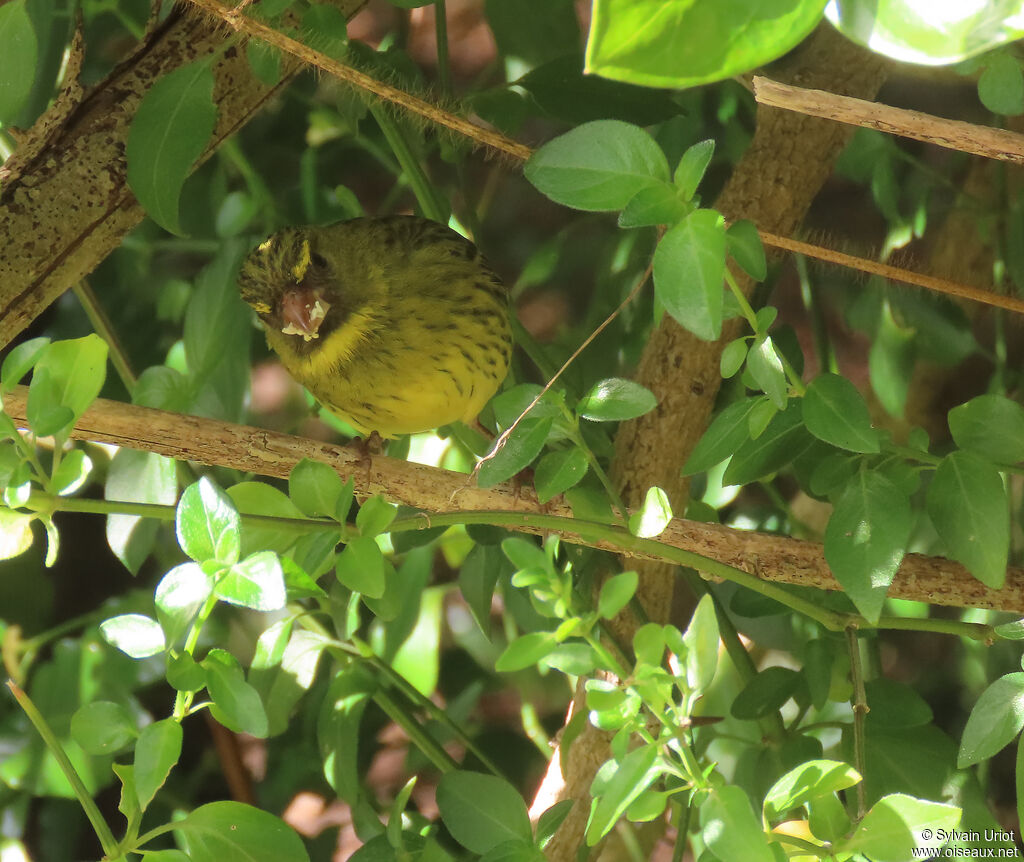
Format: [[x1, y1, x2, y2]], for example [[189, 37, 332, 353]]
[[292, 238, 311, 283]]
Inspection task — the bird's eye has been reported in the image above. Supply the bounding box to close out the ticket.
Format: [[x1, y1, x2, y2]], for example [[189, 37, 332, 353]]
[[310, 251, 328, 268]]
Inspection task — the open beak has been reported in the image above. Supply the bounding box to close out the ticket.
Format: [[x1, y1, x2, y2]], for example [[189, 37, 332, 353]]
[[280, 287, 330, 342]]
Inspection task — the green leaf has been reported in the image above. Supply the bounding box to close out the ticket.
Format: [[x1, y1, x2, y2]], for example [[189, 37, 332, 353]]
[[838, 793, 961, 862], [26, 367, 74, 437], [827, 0, 1024, 65], [598, 571, 638, 619], [388, 585, 444, 697], [948, 394, 1024, 464], [166, 653, 206, 692], [70, 702, 137, 755], [979, 51, 1024, 115], [653, 208, 727, 341], [1, 336, 49, 393], [617, 182, 688, 228], [228, 481, 311, 557], [673, 139, 715, 200], [869, 298, 915, 418], [824, 471, 910, 622], [720, 337, 749, 378], [628, 486, 672, 538], [218, 551, 287, 612], [458, 544, 506, 635], [726, 219, 767, 280], [722, 401, 811, 486], [173, 801, 309, 862], [731, 666, 802, 720], [534, 447, 589, 503], [763, 760, 861, 820], [578, 378, 657, 422], [524, 120, 670, 211], [356, 495, 397, 537], [496, 631, 556, 672], [176, 477, 241, 566], [318, 664, 376, 804], [587, 0, 825, 88], [802, 373, 880, 453], [957, 672, 1024, 767], [747, 335, 788, 410], [126, 59, 218, 235], [437, 771, 533, 854], [101, 613, 166, 658], [683, 397, 761, 474], [681, 593, 719, 693], [0, 509, 35, 560], [289, 458, 349, 519], [106, 449, 178, 575], [700, 785, 778, 862], [485, 0, 579, 68], [536, 799, 575, 846], [32, 334, 108, 431], [155, 562, 213, 646], [202, 648, 269, 737], [477, 416, 553, 488], [926, 451, 1008, 589], [335, 535, 387, 598], [586, 745, 662, 844], [135, 718, 183, 812], [0, 0, 37, 124]]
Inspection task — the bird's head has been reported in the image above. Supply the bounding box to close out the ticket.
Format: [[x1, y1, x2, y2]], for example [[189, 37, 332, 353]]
[[238, 227, 339, 346]]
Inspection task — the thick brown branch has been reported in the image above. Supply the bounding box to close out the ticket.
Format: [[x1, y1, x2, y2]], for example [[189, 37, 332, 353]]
[[3, 385, 1022, 614]]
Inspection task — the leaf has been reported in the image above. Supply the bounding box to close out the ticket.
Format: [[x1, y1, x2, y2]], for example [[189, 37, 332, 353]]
[[31, 334, 108, 432], [458, 543, 505, 635], [289, 458, 349, 519], [598, 571, 638, 619], [957, 672, 1024, 767], [628, 485, 672, 538], [747, 335, 788, 410], [202, 649, 269, 737], [683, 397, 762, 474], [586, 745, 662, 844], [0, 0, 37, 124], [653, 208, 727, 341], [726, 219, 767, 280], [173, 801, 309, 862], [0, 509, 35, 560], [126, 59, 218, 235], [926, 451, 1008, 588], [317, 664, 377, 804], [700, 785, 779, 862], [681, 593, 719, 693], [948, 394, 1024, 464], [1, 336, 49, 393], [802, 373, 880, 453], [355, 495, 397, 537], [763, 760, 861, 820], [176, 477, 241, 566], [586, 0, 825, 88], [827, 0, 1024, 65], [437, 772, 533, 854], [979, 51, 1024, 115], [617, 182, 688, 228], [838, 793, 961, 862], [155, 562, 213, 646], [722, 401, 811, 486], [135, 718, 183, 812], [476, 416, 553, 488], [824, 471, 911, 622], [218, 551, 287, 612], [335, 535, 387, 598], [100, 614, 166, 658], [731, 666, 802, 720], [534, 447, 589, 503], [106, 449, 177, 575], [496, 631, 556, 672], [70, 702, 137, 755], [578, 377, 657, 421], [524, 120, 670, 211]]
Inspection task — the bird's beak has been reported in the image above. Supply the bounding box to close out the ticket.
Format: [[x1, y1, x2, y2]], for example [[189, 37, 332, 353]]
[[280, 286, 331, 342]]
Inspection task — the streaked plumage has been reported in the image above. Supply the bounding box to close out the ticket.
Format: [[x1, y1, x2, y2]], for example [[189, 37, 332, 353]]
[[238, 216, 512, 437]]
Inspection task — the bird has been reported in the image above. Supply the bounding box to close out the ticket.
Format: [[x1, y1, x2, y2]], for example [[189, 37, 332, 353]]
[[237, 215, 512, 438]]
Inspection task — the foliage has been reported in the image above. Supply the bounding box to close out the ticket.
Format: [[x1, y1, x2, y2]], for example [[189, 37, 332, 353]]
[[4, 1, 1024, 861]]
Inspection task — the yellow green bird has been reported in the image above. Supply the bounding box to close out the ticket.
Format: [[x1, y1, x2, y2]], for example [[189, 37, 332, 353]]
[[237, 215, 512, 438]]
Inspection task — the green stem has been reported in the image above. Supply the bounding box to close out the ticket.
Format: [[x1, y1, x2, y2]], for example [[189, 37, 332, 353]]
[[671, 793, 692, 862], [433, 0, 452, 97], [560, 404, 628, 523], [370, 104, 448, 223], [72, 280, 137, 393], [846, 627, 868, 820], [6, 681, 120, 858], [372, 685, 458, 773]]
